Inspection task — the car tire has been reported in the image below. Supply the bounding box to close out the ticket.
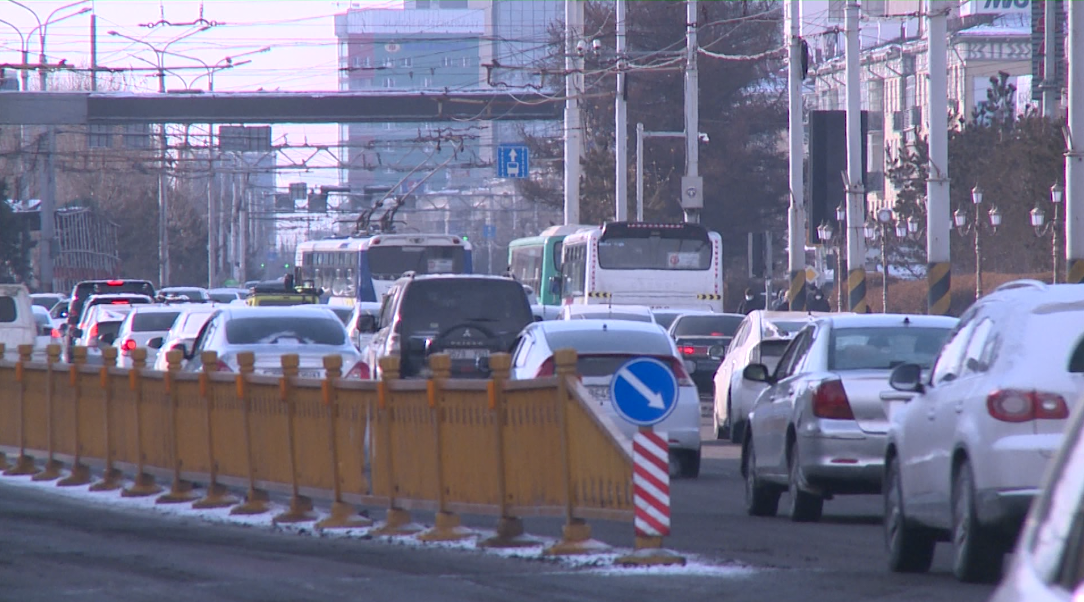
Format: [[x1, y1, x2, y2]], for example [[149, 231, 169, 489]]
[[787, 444, 823, 523], [676, 448, 701, 479], [951, 461, 1004, 583], [884, 456, 936, 573], [729, 393, 744, 444], [744, 438, 780, 517]]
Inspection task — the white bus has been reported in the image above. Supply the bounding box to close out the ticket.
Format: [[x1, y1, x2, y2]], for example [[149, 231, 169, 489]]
[[557, 221, 724, 312], [296, 233, 473, 306]]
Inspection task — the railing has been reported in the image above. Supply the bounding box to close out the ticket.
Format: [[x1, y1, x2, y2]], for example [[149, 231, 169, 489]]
[[0, 343, 634, 552]]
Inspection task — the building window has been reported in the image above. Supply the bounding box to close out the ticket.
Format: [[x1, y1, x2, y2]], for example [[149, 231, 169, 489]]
[[87, 124, 113, 149], [441, 56, 454, 67], [123, 123, 150, 149], [353, 56, 361, 68], [401, 57, 413, 68], [422, 77, 434, 88], [383, 77, 396, 88], [461, 57, 471, 67], [384, 122, 395, 131], [383, 57, 395, 68]]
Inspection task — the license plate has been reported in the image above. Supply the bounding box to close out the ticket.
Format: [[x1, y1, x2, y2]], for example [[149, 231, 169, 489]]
[[299, 370, 323, 379], [447, 348, 488, 361], [588, 386, 610, 402]]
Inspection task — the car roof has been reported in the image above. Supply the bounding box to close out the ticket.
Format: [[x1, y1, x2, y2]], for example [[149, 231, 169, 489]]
[[564, 304, 654, 315], [218, 306, 341, 320], [88, 307, 133, 322], [536, 318, 668, 335], [397, 274, 520, 285], [815, 314, 958, 329]]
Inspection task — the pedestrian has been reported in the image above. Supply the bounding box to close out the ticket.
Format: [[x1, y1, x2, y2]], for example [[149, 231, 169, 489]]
[[806, 284, 831, 312], [737, 288, 765, 315], [283, 273, 295, 292]]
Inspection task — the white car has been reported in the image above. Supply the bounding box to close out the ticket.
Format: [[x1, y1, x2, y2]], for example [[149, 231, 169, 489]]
[[883, 281, 1084, 583], [153, 305, 219, 372], [559, 304, 658, 323], [30, 305, 55, 356], [346, 301, 382, 351], [713, 310, 833, 443], [509, 319, 702, 478], [112, 306, 183, 369], [72, 304, 136, 364], [208, 287, 248, 304], [30, 293, 66, 313], [1, 284, 42, 362]]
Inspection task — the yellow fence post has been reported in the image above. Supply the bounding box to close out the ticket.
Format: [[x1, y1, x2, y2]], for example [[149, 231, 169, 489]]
[[123, 347, 163, 497], [157, 349, 198, 504], [0, 343, 7, 471], [480, 352, 538, 548], [4, 344, 38, 476], [370, 355, 423, 536], [274, 354, 317, 524], [90, 347, 123, 491], [231, 351, 270, 515], [32, 344, 64, 481], [315, 354, 373, 530], [59, 347, 92, 486], [418, 353, 473, 542], [545, 348, 610, 556], [193, 351, 238, 509]]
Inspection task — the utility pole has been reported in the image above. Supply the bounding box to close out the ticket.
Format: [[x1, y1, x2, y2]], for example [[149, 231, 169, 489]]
[[1067, 1, 1084, 283], [844, 0, 866, 312], [1042, 0, 1059, 119], [563, 0, 583, 226], [786, 0, 807, 311], [156, 62, 170, 287], [90, 13, 97, 92], [37, 124, 56, 292], [636, 122, 644, 221], [208, 126, 217, 288], [682, 0, 703, 224], [614, 0, 628, 222], [927, 1, 952, 313]]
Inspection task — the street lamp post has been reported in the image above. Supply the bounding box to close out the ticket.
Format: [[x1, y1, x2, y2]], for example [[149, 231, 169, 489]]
[[816, 203, 848, 311], [954, 184, 1001, 300], [863, 208, 897, 313], [1029, 182, 1065, 284]]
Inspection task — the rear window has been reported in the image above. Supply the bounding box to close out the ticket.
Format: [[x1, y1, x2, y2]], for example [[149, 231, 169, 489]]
[[71, 281, 155, 322], [132, 311, 180, 332], [673, 315, 744, 337], [399, 279, 532, 335], [765, 320, 808, 336], [225, 317, 345, 346], [652, 312, 681, 330], [180, 312, 215, 336], [31, 298, 55, 309], [544, 328, 672, 357], [209, 292, 238, 303], [573, 312, 651, 323], [163, 288, 207, 301], [577, 354, 660, 378], [96, 321, 123, 341], [757, 339, 791, 373], [829, 326, 952, 371], [0, 297, 15, 323]]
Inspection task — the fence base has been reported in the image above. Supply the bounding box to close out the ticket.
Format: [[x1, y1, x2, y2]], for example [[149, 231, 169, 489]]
[[192, 483, 238, 509], [417, 511, 474, 542], [157, 479, 199, 504], [3, 455, 38, 476], [478, 516, 542, 549], [315, 501, 373, 530], [90, 468, 124, 492], [122, 473, 163, 498], [544, 519, 611, 556], [273, 495, 317, 524], [57, 463, 92, 487], [0, 451, 9, 471], [230, 488, 271, 515], [31, 459, 63, 482], [370, 507, 424, 537], [615, 537, 687, 567]]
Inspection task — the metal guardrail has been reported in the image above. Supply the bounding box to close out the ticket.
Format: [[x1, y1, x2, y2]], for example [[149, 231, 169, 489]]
[[0, 343, 635, 553]]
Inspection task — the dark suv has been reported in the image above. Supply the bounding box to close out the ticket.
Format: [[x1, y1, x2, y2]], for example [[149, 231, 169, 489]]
[[361, 274, 535, 378], [65, 279, 156, 356]]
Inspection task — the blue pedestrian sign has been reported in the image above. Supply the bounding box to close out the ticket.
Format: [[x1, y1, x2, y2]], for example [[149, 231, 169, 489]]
[[497, 144, 529, 178], [609, 357, 679, 427], [482, 224, 497, 239]]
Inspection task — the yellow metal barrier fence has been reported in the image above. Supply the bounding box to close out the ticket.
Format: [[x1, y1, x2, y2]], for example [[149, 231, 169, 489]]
[[0, 344, 637, 553]]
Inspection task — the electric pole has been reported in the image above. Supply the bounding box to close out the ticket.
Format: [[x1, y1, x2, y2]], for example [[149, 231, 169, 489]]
[[563, 0, 583, 226], [614, 0, 628, 221], [786, 0, 807, 311], [682, 0, 703, 224], [927, 1, 952, 313], [844, 0, 866, 312]]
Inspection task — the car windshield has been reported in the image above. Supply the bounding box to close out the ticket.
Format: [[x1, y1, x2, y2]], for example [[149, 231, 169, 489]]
[[31, 297, 56, 309], [829, 326, 953, 371], [132, 311, 181, 332], [162, 288, 207, 301], [328, 307, 352, 325], [757, 339, 791, 373], [367, 246, 467, 279], [544, 328, 672, 357], [399, 279, 532, 336], [225, 317, 346, 346], [572, 312, 651, 323], [652, 312, 681, 330], [765, 319, 808, 337], [50, 301, 69, 319], [673, 315, 744, 337]]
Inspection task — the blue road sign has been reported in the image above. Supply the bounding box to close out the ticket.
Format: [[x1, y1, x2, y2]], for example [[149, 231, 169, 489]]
[[497, 144, 529, 178], [609, 357, 679, 427], [482, 224, 497, 239]]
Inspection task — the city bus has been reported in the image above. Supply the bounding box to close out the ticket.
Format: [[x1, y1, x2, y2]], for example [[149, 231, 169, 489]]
[[557, 221, 724, 312], [507, 224, 593, 305], [296, 234, 473, 306]]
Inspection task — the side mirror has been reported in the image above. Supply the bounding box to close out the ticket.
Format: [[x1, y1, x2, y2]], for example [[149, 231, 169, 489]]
[[742, 363, 773, 384], [98, 332, 116, 346], [708, 345, 725, 360], [889, 363, 925, 394], [356, 314, 378, 334], [147, 337, 164, 349], [169, 342, 191, 361], [965, 357, 987, 373]]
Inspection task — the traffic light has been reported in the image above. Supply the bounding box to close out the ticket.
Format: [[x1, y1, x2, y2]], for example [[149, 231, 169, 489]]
[[284, 263, 291, 269], [461, 235, 469, 242]]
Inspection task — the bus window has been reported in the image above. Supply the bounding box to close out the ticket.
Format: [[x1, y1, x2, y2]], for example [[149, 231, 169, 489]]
[[597, 225, 711, 270], [510, 245, 543, 294]]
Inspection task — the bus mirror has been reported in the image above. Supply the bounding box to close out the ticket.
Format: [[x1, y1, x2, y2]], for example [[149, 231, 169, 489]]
[[548, 275, 563, 296]]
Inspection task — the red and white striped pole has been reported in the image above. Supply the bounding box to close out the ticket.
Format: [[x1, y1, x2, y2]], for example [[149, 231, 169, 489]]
[[617, 426, 685, 566]]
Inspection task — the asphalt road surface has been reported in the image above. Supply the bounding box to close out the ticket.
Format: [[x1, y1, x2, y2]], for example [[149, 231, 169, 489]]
[[0, 420, 998, 602]]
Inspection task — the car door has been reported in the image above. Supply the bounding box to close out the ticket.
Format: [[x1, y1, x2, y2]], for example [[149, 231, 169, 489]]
[[716, 318, 751, 416], [755, 328, 813, 478]]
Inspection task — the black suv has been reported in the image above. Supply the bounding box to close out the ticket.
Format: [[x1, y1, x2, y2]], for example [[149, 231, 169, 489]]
[[360, 274, 535, 378]]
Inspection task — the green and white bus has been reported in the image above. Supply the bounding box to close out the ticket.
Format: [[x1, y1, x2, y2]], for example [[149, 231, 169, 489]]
[[507, 224, 593, 305]]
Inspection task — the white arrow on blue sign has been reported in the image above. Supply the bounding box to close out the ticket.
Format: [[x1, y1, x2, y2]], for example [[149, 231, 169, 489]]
[[609, 357, 679, 427], [497, 144, 529, 178]]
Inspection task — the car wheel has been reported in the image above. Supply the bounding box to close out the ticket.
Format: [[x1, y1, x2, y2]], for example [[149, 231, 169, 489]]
[[728, 392, 743, 444], [884, 456, 936, 573], [676, 448, 701, 479], [744, 438, 780, 517], [951, 461, 1004, 583], [787, 444, 823, 523]]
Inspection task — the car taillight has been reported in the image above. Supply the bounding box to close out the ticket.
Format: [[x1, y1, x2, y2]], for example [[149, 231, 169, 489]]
[[664, 356, 694, 387], [110, 300, 130, 305], [987, 390, 1069, 423], [812, 379, 855, 420], [89, 323, 98, 339], [680, 345, 695, 356], [536, 356, 555, 377], [345, 362, 370, 379], [106, 280, 123, 286], [122, 339, 136, 354], [50, 328, 61, 338]]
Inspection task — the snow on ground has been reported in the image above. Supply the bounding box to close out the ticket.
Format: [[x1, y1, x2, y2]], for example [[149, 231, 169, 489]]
[[0, 471, 757, 577]]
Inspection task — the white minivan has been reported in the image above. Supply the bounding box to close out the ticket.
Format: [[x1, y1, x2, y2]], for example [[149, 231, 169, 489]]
[[0, 284, 38, 362]]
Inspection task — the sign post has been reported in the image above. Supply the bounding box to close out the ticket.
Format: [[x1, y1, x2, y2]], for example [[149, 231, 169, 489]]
[[609, 357, 686, 566]]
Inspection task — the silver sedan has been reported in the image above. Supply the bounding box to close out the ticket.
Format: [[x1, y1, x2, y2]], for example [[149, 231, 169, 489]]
[[741, 313, 956, 522]]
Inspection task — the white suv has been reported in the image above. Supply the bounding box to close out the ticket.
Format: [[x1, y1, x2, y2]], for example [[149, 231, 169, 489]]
[[883, 280, 1084, 583]]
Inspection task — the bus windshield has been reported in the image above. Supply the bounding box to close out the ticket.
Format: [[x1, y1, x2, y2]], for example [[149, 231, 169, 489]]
[[597, 225, 711, 270], [367, 246, 466, 279]]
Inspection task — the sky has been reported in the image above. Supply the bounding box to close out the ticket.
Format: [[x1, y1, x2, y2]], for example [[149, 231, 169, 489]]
[[0, 0, 405, 186]]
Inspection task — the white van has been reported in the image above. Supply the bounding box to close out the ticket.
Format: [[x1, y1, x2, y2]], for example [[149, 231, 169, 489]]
[[0, 284, 37, 362]]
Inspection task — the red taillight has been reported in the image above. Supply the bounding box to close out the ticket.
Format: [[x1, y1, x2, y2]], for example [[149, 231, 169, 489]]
[[106, 280, 123, 286], [345, 362, 370, 379], [50, 328, 61, 338], [110, 300, 130, 305], [122, 339, 136, 354], [664, 356, 694, 387], [987, 390, 1069, 423], [536, 356, 555, 377], [89, 323, 98, 338], [680, 345, 695, 356], [214, 360, 233, 373], [812, 379, 855, 420]]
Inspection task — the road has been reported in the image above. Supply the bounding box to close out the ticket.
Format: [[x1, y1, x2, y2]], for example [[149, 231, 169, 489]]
[[0, 420, 997, 602]]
